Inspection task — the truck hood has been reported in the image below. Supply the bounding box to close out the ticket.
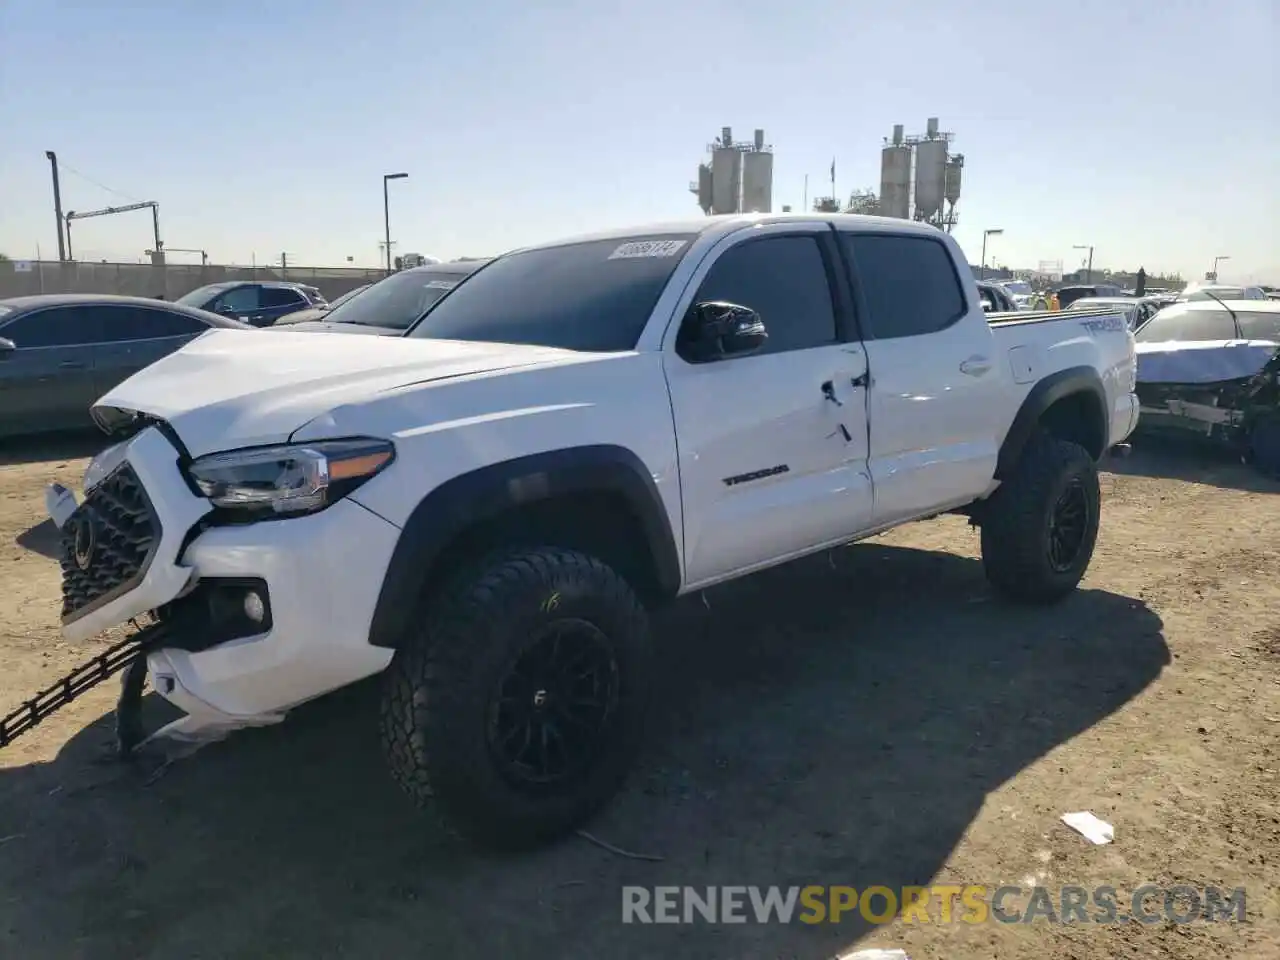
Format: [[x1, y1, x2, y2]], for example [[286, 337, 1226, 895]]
[[281, 320, 404, 336], [94, 328, 585, 457]]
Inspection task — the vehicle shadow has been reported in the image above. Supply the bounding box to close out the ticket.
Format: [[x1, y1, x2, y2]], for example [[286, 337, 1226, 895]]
[[15, 518, 61, 560], [1112, 433, 1279, 493], [0, 544, 1169, 960], [0, 428, 106, 468]]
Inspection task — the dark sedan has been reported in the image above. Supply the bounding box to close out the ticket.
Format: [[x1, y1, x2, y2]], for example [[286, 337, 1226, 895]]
[[176, 280, 327, 327], [284, 260, 490, 336], [0, 294, 252, 438]]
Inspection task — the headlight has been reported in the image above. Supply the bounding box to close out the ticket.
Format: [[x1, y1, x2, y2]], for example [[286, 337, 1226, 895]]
[[187, 438, 394, 516]]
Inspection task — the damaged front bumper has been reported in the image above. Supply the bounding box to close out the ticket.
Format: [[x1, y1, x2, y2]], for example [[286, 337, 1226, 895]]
[[14, 424, 400, 752]]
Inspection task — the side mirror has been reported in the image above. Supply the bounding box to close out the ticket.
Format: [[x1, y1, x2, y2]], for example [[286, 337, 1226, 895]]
[[981, 301, 994, 312], [0, 337, 14, 357], [677, 301, 768, 363]]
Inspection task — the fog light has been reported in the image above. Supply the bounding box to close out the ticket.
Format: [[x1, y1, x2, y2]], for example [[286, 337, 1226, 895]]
[[243, 590, 266, 624]]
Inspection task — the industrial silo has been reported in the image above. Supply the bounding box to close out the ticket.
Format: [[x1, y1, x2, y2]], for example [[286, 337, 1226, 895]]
[[711, 146, 743, 214], [943, 156, 963, 205], [742, 150, 773, 212], [913, 138, 948, 221], [879, 141, 912, 219]]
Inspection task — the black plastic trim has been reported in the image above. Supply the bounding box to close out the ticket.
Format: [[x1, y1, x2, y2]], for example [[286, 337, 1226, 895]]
[[996, 365, 1109, 479], [366, 444, 681, 650]]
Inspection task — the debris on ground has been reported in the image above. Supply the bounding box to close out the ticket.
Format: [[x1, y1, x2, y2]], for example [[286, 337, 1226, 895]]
[[1060, 810, 1114, 844]]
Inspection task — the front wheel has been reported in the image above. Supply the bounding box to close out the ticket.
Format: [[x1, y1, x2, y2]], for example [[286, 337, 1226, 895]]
[[380, 546, 653, 849], [980, 433, 1101, 604]]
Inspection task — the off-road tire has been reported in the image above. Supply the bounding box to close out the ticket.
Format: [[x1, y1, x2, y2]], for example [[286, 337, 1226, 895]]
[[380, 546, 652, 849], [980, 432, 1101, 603]]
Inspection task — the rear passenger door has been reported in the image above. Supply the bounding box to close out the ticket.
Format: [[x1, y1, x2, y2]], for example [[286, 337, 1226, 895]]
[[840, 230, 1007, 526], [662, 223, 874, 587], [257, 286, 310, 325], [0, 306, 102, 433], [92, 305, 210, 394]]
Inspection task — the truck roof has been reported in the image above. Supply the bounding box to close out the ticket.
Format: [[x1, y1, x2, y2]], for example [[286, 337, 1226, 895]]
[[512, 213, 949, 254]]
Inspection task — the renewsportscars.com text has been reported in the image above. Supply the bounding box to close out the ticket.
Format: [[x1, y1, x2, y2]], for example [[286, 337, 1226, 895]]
[[621, 884, 1250, 925]]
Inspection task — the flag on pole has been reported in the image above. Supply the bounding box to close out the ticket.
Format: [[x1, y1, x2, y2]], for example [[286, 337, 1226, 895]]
[[830, 158, 836, 181]]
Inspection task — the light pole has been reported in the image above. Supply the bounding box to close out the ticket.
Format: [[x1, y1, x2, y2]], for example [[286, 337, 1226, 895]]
[[1211, 255, 1230, 282], [980, 228, 1003, 280], [45, 151, 67, 262], [383, 172, 408, 273], [1073, 244, 1094, 283]]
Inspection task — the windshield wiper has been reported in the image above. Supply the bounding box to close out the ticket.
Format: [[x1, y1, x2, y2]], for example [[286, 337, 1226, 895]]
[[1199, 290, 1242, 340]]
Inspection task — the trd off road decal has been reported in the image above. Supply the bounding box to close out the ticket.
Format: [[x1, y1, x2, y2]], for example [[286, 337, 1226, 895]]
[[722, 464, 790, 487], [1078, 315, 1126, 335]]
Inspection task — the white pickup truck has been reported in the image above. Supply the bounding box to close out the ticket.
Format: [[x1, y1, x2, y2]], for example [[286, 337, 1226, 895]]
[[39, 214, 1138, 848]]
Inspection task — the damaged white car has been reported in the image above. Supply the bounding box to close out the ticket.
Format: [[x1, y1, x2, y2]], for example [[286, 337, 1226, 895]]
[[1134, 299, 1280, 475]]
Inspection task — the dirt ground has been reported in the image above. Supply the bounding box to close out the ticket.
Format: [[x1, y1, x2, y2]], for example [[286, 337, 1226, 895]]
[[1, 432, 1277, 960]]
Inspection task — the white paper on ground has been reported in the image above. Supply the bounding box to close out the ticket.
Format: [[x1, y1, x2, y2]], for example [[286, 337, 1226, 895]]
[[1061, 811, 1114, 844], [836, 950, 909, 960]]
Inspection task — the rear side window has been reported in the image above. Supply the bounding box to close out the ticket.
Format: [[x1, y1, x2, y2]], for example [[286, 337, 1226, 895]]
[[844, 234, 966, 339], [692, 235, 837, 355], [1134, 309, 1237, 342], [0, 306, 101, 347], [1238, 311, 1280, 341], [95, 305, 207, 341]]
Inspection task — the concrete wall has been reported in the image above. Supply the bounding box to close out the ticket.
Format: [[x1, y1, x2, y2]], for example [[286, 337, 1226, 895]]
[[0, 260, 387, 302]]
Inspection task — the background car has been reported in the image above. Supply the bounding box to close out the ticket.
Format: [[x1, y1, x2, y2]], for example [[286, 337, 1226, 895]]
[[272, 283, 372, 326], [1065, 295, 1162, 330], [283, 260, 490, 336], [976, 281, 1018, 313], [176, 281, 327, 326], [1055, 283, 1126, 309], [1176, 282, 1268, 303], [0, 294, 252, 438]]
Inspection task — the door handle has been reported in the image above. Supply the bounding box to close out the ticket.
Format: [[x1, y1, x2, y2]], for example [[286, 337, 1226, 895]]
[[959, 356, 991, 377], [821, 380, 844, 406], [58, 361, 87, 370]]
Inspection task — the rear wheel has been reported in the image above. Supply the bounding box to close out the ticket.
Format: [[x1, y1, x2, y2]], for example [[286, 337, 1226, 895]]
[[380, 546, 652, 848], [980, 433, 1101, 603]]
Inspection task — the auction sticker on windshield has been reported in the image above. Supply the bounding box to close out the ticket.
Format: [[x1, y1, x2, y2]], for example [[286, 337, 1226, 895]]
[[608, 239, 687, 260], [424, 280, 458, 290]]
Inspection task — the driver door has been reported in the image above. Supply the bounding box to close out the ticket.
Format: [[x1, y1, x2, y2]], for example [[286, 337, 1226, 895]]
[[661, 224, 874, 588]]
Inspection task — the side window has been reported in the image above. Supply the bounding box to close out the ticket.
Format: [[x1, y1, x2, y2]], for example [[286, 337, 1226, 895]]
[[691, 235, 837, 355], [1238, 311, 1280, 341], [261, 287, 306, 309], [214, 286, 261, 312], [1134, 311, 1235, 342], [0, 307, 101, 348], [96, 306, 207, 341], [844, 234, 966, 339]]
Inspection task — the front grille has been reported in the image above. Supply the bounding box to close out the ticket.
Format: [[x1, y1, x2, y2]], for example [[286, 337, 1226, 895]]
[[60, 463, 162, 623]]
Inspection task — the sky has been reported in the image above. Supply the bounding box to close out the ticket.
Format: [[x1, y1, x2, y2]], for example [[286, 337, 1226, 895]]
[[1, 0, 1276, 282]]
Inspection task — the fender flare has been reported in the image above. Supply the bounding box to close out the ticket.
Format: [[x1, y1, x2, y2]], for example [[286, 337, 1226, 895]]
[[996, 365, 1109, 479], [366, 444, 681, 650]]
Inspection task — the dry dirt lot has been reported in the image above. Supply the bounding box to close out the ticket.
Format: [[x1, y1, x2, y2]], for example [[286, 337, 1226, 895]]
[[1, 433, 1277, 960]]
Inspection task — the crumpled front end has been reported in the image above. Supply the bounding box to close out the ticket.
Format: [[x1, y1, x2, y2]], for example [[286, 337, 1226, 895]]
[[53, 424, 400, 745]]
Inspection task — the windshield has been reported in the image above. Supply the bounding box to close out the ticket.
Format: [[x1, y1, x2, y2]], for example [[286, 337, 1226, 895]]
[[327, 284, 370, 310], [405, 234, 696, 351], [323, 270, 474, 330], [176, 283, 229, 307], [1001, 281, 1032, 295], [1184, 287, 1246, 301]]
